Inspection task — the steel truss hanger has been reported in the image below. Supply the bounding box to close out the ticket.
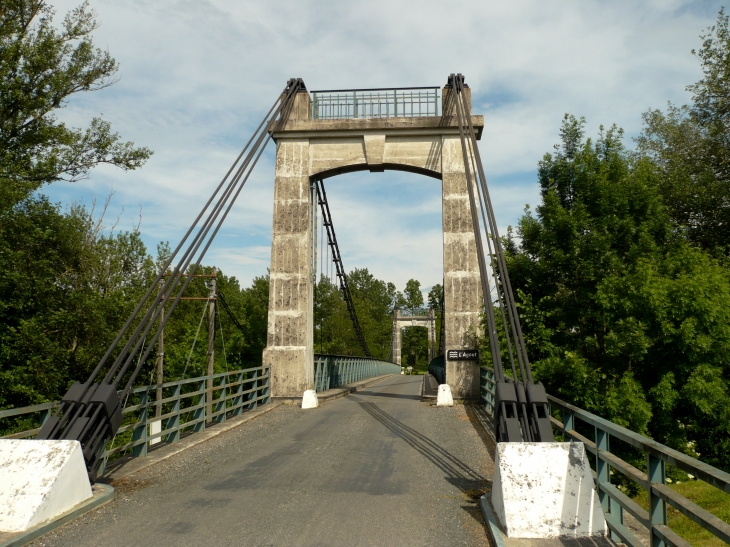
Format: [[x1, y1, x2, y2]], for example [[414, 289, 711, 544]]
[[314, 178, 372, 358]]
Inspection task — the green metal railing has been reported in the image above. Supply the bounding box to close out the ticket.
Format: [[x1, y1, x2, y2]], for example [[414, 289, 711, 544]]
[[314, 354, 400, 392], [479, 367, 730, 547], [1, 365, 270, 473], [311, 87, 439, 120]]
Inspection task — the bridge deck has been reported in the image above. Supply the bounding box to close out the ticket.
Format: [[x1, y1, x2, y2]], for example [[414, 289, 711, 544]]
[[39, 375, 494, 547]]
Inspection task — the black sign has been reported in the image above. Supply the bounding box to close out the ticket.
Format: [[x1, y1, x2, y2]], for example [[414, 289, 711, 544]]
[[447, 349, 479, 361]]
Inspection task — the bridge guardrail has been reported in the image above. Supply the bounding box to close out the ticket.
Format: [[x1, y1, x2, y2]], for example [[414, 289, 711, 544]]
[[314, 354, 400, 392], [311, 87, 439, 120], [1, 365, 270, 473], [479, 366, 730, 547]]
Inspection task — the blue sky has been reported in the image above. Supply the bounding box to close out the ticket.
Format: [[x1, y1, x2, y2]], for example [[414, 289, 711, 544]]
[[45, 0, 726, 295]]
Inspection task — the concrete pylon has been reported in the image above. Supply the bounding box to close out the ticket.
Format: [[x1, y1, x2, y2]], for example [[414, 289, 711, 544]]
[[441, 134, 482, 399], [264, 84, 484, 399]]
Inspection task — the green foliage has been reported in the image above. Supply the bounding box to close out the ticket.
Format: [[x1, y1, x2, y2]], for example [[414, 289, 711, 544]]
[[506, 111, 730, 470], [314, 268, 401, 359], [637, 9, 730, 255], [401, 326, 429, 370], [0, 191, 272, 419], [0, 196, 154, 408], [428, 283, 443, 352], [403, 278, 424, 312], [634, 479, 730, 547], [0, 0, 152, 211]]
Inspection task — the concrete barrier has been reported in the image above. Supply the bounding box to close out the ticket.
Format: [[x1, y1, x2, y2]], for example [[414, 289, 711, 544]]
[[436, 384, 454, 407], [491, 442, 606, 538], [301, 389, 318, 409], [0, 440, 92, 533]]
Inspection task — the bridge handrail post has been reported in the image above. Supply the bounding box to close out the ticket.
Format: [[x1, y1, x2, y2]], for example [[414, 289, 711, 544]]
[[39, 407, 51, 428], [250, 368, 259, 410], [231, 372, 244, 417], [595, 425, 624, 542], [165, 384, 181, 443], [214, 374, 227, 424], [262, 366, 271, 404], [649, 453, 668, 547], [315, 356, 323, 392], [132, 389, 149, 458], [563, 408, 575, 432], [192, 379, 206, 433]]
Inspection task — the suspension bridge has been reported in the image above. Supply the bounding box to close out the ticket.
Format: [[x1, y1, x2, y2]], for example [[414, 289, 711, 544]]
[[0, 75, 729, 547]]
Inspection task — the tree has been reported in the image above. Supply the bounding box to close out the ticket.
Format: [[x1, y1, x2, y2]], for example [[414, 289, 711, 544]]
[[505, 115, 730, 470], [348, 268, 398, 358], [0, 0, 152, 211], [637, 9, 730, 255], [401, 326, 428, 371], [0, 197, 155, 408], [428, 283, 443, 353], [403, 278, 424, 313], [0, 0, 152, 412]]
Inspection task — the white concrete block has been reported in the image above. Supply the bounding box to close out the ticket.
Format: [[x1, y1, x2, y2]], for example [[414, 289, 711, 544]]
[[0, 439, 93, 532], [491, 442, 606, 538], [436, 384, 454, 406], [301, 389, 318, 409]]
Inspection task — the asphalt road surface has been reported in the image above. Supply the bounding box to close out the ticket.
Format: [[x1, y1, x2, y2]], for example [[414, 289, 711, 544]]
[[36, 375, 495, 547]]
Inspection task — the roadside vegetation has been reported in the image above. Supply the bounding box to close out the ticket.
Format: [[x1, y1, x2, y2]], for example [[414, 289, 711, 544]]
[[1, 0, 729, 498], [479, 10, 730, 476]]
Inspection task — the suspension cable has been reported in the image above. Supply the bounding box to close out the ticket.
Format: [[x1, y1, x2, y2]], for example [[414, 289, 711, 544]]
[[448, 73, 553, 443], [38, 78, 309, 480]]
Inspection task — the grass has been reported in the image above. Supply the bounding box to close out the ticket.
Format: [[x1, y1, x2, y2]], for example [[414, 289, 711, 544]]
[[633, 479, 730, 547]]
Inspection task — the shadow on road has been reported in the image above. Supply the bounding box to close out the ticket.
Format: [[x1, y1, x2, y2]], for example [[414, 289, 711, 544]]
[[354, 390, 422, 400], [358, 401, 489, 495]]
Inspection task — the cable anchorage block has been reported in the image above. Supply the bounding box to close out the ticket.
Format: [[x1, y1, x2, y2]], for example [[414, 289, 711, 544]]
[[494, 380, 522, 442], [445, 73, 468, 90], [526, 381, 555, 442], [285, 78, 307, 93], [88, 383, 124, 433]]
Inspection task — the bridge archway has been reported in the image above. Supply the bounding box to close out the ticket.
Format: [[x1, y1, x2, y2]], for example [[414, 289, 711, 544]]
[[264, 87, 485, 400]]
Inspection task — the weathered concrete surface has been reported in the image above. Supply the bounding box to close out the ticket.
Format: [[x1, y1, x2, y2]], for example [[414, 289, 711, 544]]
[[480, 494, 618, 547], [0, 440, 92, 532], [442, 134, 482, 399], [263, 136, 315, 397], [492, 443, 606, 539], [37, 376, 494, 547], [265, 87, 484, 399]]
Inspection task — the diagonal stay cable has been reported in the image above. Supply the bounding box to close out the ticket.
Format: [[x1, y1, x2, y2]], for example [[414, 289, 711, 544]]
[[86, 92, 285, 387], [112, 81, 304, 397], [37, 79, 309, 478], [108, 86, 297, 390]]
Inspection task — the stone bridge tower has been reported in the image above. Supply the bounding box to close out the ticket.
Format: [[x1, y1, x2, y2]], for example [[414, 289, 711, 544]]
[[263, 84, 484, 400]]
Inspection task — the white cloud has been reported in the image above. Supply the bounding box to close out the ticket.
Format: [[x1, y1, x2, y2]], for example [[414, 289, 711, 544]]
[[44, 0, 725, 291]]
